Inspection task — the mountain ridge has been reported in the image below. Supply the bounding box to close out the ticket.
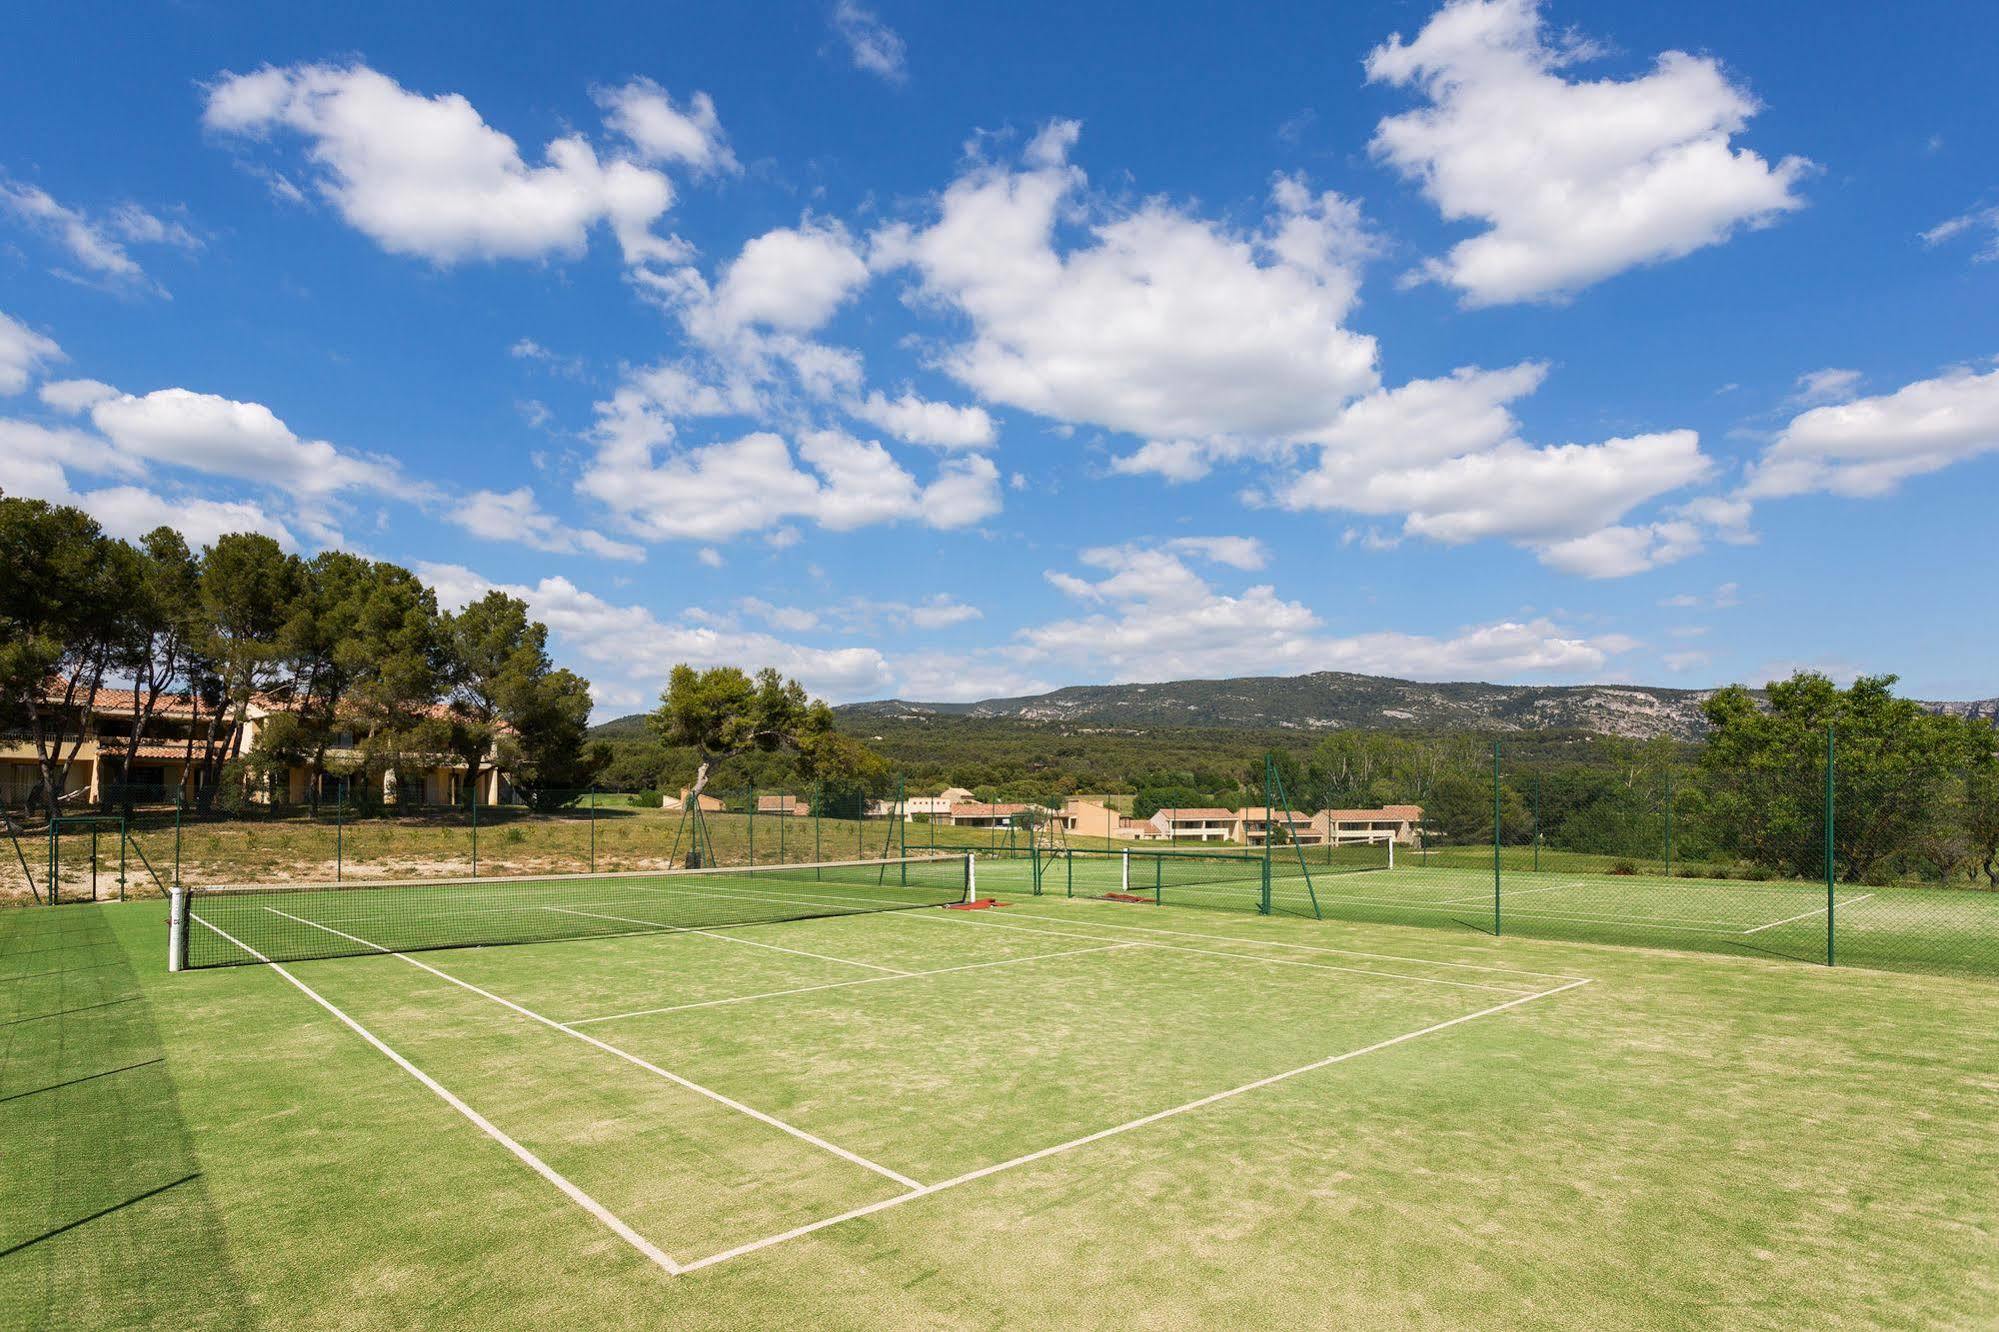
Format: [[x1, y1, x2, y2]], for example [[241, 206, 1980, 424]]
[[827, 670, 1999, 742]]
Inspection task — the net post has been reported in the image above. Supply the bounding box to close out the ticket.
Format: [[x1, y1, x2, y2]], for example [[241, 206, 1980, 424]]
[[1385, 833, 1394, 871], [1122, 850, 1131, 895], [965, 852, 976, 903], [1491, 739, 1502, 936], [167, 886, 187, 972], [1825, 725, 1836, 967], [173, 789, 183, 890]]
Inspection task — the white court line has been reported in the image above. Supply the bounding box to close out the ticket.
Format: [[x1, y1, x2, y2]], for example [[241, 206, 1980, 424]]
[[621, 878, 1555, 993], [1303, 889, 1760, 933], [568, 943, 1142, 1026], [678, 976, 1594, 1274], [884, 910, 1537, 995], [189, 912, 681, 1276], [1034, 898, 1589, 981], [1741, 894, 1875, 935], [260, 907, 925, 1192], [545, 906, 913, 975], [1436, 881, 1580, 906]]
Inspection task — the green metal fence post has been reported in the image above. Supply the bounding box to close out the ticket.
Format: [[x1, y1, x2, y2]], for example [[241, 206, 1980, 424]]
[[814, 781, 822, 868], [336, 797, 344, 882], [118, 812, 126, 901], [748, 780, 756, 867], [1664, 770, 1674, 879], [589, 784, 598, 873], [1532, 773, 1541, 873], [1826, 725, 1836, 967], [1260, 754, 1274, 916], [1492, 740, 1503, 936], [898, 774, 907, 885]]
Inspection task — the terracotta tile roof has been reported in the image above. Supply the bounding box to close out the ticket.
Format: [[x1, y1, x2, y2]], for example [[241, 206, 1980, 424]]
[[950, 802, 1032, 818], [1155, 808, 1237, 820], [44, 683, 221, 719], [1319, 806, 1425, 822]]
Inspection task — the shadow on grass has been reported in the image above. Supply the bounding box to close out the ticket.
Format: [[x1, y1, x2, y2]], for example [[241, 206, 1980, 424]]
[[0, 905, 248, 1329]]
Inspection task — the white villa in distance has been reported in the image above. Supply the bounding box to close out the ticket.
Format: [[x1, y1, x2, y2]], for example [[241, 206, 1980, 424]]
[[653, 784, 1423, 850]]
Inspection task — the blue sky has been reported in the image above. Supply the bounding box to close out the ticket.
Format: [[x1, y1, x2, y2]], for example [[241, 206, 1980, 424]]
[[2, 0, 1993, 715]]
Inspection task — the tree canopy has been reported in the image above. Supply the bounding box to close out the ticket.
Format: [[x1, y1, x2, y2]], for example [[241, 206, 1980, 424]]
[[0, 491, 598, 811]]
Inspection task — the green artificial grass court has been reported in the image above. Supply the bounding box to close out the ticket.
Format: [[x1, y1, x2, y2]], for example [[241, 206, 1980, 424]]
[[4, 881, 1996, 1330]]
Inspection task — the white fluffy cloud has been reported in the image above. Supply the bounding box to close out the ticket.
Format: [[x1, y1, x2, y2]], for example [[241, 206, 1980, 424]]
[[579, 396, 1001, 543], [706, 221, 869, 333], [1921, 206, 1999, 262], [204, 63, 686, 266], [0, 183, 196, 296], [0, 312, 62, 394], [845, 390, 996, 449], [1366, 0, 1808, 305], [1786, 368, 1862, 408], [449, 487, 644, 561], [877, 123, 1379, 446], [1022, 543, 1635, 682], [595, 79, 737, 176], [1269, 362, 1715, 575], [90, 388, 403, 497], [1162, 536, 1268, 570], [831, 2, 908, 83], [419, 561, 897, 710], [77, 485, 297, 548], [1746, 363, 1999, 498]]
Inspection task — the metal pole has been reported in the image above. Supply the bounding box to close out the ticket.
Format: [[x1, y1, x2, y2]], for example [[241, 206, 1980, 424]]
[[1533, 773, 1541, 873], [336, 797, 344, 882], [470, 781, 479, 877], [1261, 754, 1274, 915], [589, 784, 597, 873], [748, 780, 756, 866], [1826, 726, 1836, 967], [173, 791, 182, 890], [1664, 770, 1674, 879], [1492, 740, 1503, 936], [118, 813, 126, 901]]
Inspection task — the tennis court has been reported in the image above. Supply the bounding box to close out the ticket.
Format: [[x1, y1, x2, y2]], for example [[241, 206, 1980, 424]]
[[168, 855, 1589, 1274]]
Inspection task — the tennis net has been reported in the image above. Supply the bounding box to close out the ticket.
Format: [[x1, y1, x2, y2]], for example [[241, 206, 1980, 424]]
[[1034, 841, 1393, 918], [171, 854, 972, 969]]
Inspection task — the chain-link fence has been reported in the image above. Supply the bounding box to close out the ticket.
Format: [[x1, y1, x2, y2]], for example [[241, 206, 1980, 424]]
[[1300, 735, 1996, 980], [7, 749, 1994, 981]]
